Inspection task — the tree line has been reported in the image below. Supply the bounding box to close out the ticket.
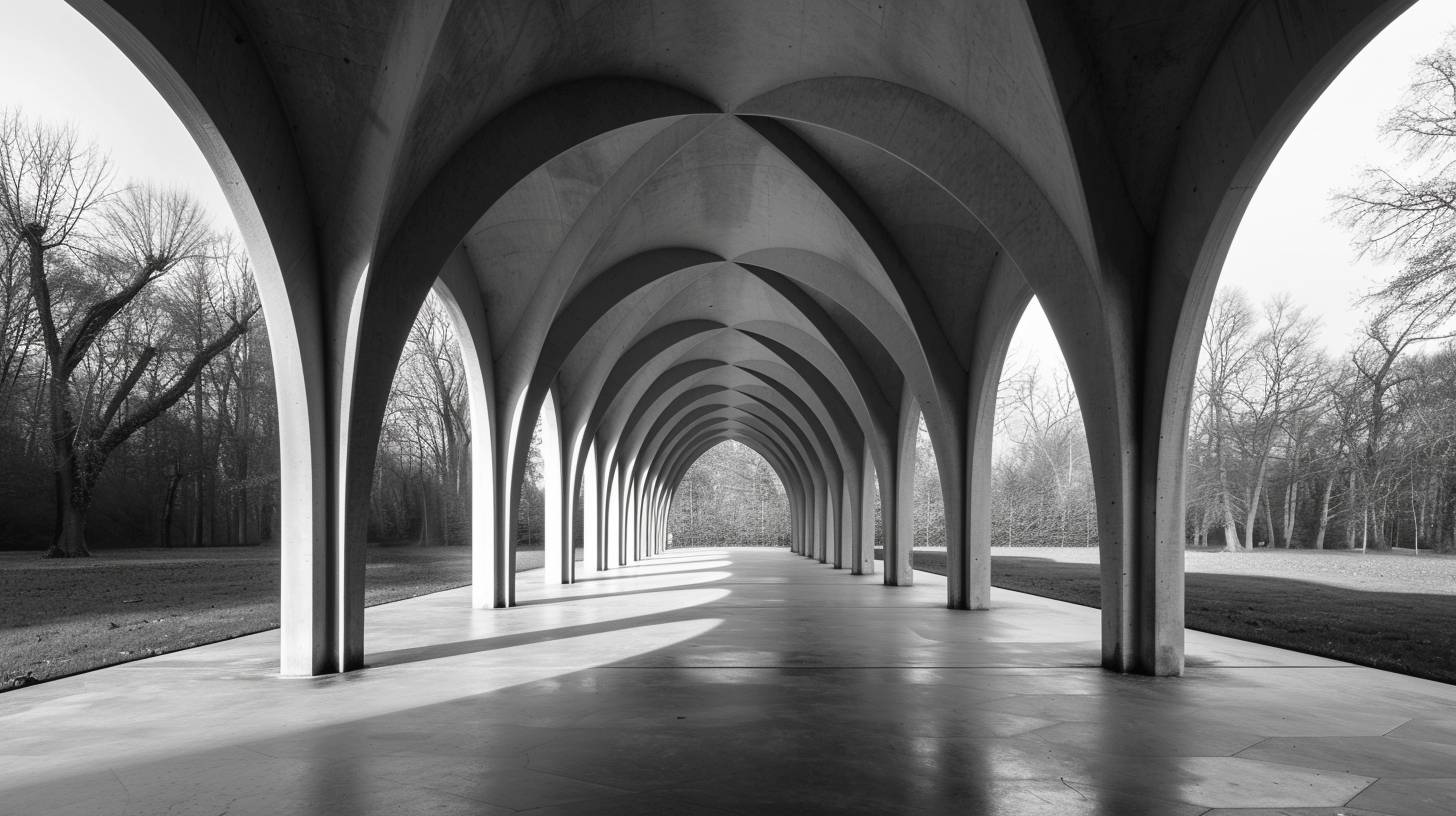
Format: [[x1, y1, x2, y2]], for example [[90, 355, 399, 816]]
[[1187, 290, 1456, 552], [668, 440, 790, 548]]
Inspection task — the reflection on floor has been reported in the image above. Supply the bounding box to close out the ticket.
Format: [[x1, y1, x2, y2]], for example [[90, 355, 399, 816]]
[[2, 548, 1455, 815]]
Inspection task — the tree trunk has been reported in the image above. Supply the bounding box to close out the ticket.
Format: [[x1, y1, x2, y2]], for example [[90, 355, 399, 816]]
[[52, 501, 91, 558], [1345, 471, 1361, 550], [44, 424, 88, 557], [1313, 474, 1335, 550], [1281, 479, 1297, 548], [1242, 458, 1270, 550], [1261, 490, 1276, 549], [46, 462, 93, 558], [158, 464, 183, 548], [1219, 492, 1240, 552]]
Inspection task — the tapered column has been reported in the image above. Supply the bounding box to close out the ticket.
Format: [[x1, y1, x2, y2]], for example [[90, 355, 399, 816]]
[[834, 473, 851, 568], [853, 447, 875, 574], [884, 384, 918, 586], [606, 470, 623, 568], [541, 399, 568, 585], [947, 274, 1017, 611], [819, 483, 835, 564], [580, 450, 602, 576], [626, 480, 640, 563]]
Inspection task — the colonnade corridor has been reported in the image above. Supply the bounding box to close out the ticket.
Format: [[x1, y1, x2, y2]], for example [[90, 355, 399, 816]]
[[4, 548, 1455, 815]]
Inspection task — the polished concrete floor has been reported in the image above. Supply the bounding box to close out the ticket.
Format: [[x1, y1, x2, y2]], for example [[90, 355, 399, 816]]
[[3, 548, 1455, 815]]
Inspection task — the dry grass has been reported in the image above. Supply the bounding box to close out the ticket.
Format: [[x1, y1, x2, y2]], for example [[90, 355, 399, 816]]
[[0, 545, 547, 691], [902, 546, 1456, 685]]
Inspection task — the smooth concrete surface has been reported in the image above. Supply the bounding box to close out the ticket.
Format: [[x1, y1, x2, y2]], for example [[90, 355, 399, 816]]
[[5, 548, 1455, 815]]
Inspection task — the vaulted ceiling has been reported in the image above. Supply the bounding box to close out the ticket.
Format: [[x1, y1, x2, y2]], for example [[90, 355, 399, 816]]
[[71, 0, 1415, 675]]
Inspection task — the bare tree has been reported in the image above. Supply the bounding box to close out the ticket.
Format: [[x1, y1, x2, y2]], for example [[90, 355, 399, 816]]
[[0, 114, 258, 557], [1342, 302, 1448, 551], [1196, 291, 1255, 550], [59, 189, 256, 556], [1339, 34, 1456, 326], [377, 292, 470, 546], [992, 361, 1095, 547], [1231, 295, 1324, 549]]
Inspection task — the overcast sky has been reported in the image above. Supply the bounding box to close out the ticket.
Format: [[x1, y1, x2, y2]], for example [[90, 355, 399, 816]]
[[3, 0, 1452, 366], [0, 2, 233, 228]]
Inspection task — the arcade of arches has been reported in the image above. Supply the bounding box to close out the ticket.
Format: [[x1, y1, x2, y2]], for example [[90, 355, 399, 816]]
[[70, 0, 1418, 679]]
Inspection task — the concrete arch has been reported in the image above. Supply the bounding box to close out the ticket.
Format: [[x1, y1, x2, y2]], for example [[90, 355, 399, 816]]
[[664, 429, 807, 552], [536, 388, 571, 585], [429, 258, 498, 610], [662, 437, 795, 549], [657, 418, 817, 551], [63, 0, 337, 675], [348, 79, 720, 613], [663, 431, 806, 543], [643, 394, 839, 509], [580, 322, 883, 478]]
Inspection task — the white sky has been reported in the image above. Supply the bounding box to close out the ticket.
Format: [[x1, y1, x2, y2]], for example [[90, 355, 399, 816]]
[[0, 1, 233, 230], [2, 0, 1451, 365]]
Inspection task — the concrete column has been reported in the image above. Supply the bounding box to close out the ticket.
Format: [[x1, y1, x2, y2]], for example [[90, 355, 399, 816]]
[[625, 480, 639, 564], [809, 483, 821, 559], [541, 395, 568, 585], [805, 486, 820, 562], [494, 426, 521, 608], [835, 473, 851, 568], [559, 466, 576, 583], [946, 269, 1021, 611], [820, 483, 835, 564], [464, 375, 498, 609], [606, 470, 622, 568], [857, 449, 876, 575], [884, 385, 918, 586], [947, 393, 993, 610], [652, 488, 666, 555], [580, 447, 602, 577]]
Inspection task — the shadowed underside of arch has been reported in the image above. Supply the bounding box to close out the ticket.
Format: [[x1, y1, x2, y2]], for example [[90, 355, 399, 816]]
[[68, 0, 1417, 678]]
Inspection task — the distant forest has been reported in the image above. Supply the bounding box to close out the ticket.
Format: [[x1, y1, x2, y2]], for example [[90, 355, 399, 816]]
[[668, 440, 790, 548]]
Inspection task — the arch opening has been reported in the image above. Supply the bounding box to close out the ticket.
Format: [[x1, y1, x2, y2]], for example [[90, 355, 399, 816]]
[[668, 440, 790, 549], [991, 298, 1095, 552], [370, 290, 472, 598]]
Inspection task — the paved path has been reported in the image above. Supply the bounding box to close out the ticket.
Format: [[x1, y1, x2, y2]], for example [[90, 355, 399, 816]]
[[2, 548, 1454, 814]]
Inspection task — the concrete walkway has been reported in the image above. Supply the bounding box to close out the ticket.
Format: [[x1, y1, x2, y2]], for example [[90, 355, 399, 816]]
[[2, 548, 1454, 815]]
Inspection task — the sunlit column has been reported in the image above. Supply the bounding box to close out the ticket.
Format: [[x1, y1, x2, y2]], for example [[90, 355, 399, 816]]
[[623, 480, 634, 563], [541, 395, 567, 585], [606, 470, 622, 568], [654, 493, 667, 555], [580, 447, 601, 577]]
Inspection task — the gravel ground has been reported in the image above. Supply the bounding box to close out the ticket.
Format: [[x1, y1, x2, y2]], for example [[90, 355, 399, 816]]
[[991, 546, 1456, 595]]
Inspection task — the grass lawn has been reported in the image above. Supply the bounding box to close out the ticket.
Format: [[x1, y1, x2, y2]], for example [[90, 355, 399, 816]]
[[1, 544, 549, 691], [902, 546, 1456, 685]]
